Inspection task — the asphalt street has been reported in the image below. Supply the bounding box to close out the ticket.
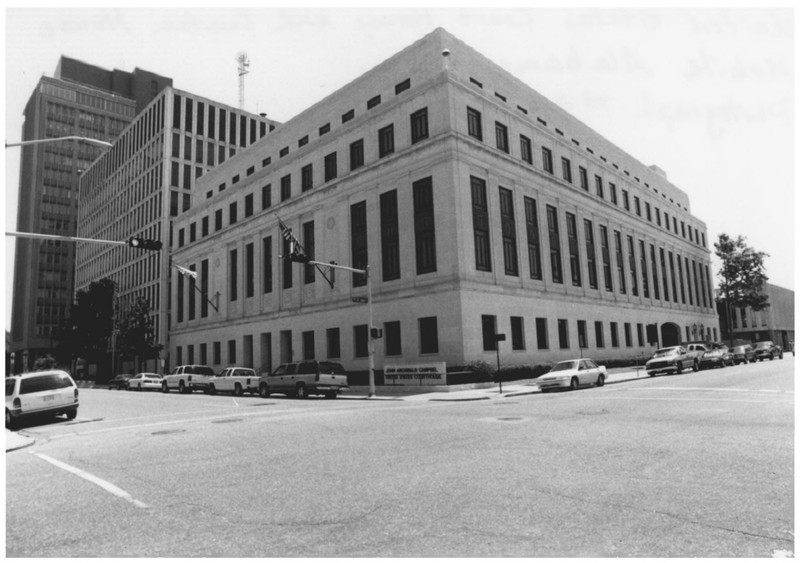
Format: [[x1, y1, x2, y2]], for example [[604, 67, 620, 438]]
[[5, 358, 794, 557]]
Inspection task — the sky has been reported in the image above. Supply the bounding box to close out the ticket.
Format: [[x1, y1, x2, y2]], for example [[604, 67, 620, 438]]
[[3, 6, 796, 331]]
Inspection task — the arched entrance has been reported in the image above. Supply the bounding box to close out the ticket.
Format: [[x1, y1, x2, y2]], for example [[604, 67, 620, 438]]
[[660, 322, 681, 347]]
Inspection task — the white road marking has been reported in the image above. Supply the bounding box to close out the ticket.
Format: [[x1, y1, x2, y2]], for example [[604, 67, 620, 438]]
[[232, 397, 239, 407], [622, 387, 792, 395], [32, 452, 148, 509]]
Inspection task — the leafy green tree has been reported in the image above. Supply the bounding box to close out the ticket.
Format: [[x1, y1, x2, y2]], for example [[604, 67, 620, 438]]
[[116, 296, 162, 373], [714, 234, 769, 346], [32, 354, 59, 371], [55, 278, 116, 379]]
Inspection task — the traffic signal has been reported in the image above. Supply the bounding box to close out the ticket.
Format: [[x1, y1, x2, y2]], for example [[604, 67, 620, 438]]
[[127, 237, 163, 251]]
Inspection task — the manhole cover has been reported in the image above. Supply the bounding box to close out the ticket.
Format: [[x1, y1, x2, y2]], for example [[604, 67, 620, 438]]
[[152, 429, 186, 436], [212, 418, 243, 424]]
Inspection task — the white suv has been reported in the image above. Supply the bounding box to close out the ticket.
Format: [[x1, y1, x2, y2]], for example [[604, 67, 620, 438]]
[[6, 370, 79, 429]]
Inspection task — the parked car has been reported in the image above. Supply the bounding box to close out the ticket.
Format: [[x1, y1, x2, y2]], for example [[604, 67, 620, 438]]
[[537, 359, 607, 392], [682, 343, 708, 371], [127, 372, 163, 391], [729, 344, 756, 365], [6, 370, 79, 429], [698, 345, 733, 370], [108, 373, 134, 390], [208, 367, 259, 396], [646, 346, 692, 377], [259, 361, 350, 399], [162, 365, 216, 393], [754, 341, 783, 361]]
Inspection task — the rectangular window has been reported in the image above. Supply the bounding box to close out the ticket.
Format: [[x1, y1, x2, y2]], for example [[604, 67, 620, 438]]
[[558, 319, 569, 349], [495, 122, 509, 153], [201, 216, 209, 237], [640, 240, 650, 298], [378, 124, 394, 158], [229, 248, 238, 302], [524, 197, 542, 280], [245, 242, 254, 298], [342, 109, 354, 123], [244, 193, 254, 217], [627, 235, 638, 297], [624, 322, 633, 347], [541, 147, 553, 174], [350, 139, 364, 170], [646, 202, 652, 222], [413, 177, 437, 275], [600, 226, 613, 292], [511, 316, 525, 351], [546, 205, 562, 284], [595, 175, 604, 199], [301, 164, 313, 192], [535, 318, 548, 350], [660, 248, 670, 302], [669, 252, 678, 303], [650, 244, 660, 300], [677, 255, 686, 304], [622, 190, 630, 211], [686, 257, 694, 305], [577, 320, 587, 350], [614, 230, 626, 294], [482, 315, 498, 352], [419, 316, 439, 354], [384, 321, 402, 356], [566, 212, 581, 287], [215, 209, 223, 231], [499, 187, 518, 276], [467, 107, 483, 140], [410, 108, 429, 144], [201, 260, 209, 318], [634, 196, 641, 216], [302, 331, 315, 361], [262, 184, 272, 210], [213, 341, 221, 364], [324, 152, 337, 182], [282, 237, 293, 290], [579, 166, 588, 191], [280, 174, 291, 201], [637, 323, 645, 347], [656, 207, 662, 226], [303, 221, 315, 284], [262, 236, 272, 294], [350, 201, 368, 287], [610, 322, 619, 347], [471, 177, 491, 272], [229, 202, 238, 225], [520, 135, 532, 164], [380, 190, 401, 282], [177, 269, 184, 323], [367, 95, 381, 110], [188, 265, 196, 321], [327, 328, 341, 359], [609, 183, 617, 205], [595, 321, 605, 348], [561, 157, 572, 183], [584, 219, 598, 289], [228, 340, 236, 364]]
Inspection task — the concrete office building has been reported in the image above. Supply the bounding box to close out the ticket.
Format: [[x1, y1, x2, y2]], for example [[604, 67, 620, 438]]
[[9, 57, 172, 373], [75, 88, 278, 374], [170, 28, 719, 379], [717, 283, 795, 350]]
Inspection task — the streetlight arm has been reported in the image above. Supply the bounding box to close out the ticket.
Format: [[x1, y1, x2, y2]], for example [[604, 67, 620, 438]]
[[5, 136, 113, 149]]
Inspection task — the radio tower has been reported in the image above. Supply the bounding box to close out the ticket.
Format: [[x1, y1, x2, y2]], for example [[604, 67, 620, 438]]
[[236, 52, 249, 110]]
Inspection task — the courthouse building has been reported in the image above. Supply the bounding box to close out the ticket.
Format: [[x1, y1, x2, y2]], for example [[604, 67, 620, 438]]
[[169, 28, 719, 377], [10, 57, 171, 373], [75, 87, 278, 372]]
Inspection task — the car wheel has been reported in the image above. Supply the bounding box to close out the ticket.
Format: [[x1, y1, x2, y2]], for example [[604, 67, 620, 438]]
[[569, 377, 579, 391], [779, 352, 784, 359], [179, 381, 187, 394], [234, 383, 243, 397], [675, 361, 684, 374], [65, 408, 77, 420], [295, 384, 308, 399], [162, 381, 169, 393], [325, 391, 337, 399], [769, 353, 774, 361], [692, 360, 699, 372], [648, 371, 656, 377], [596, 374, 605, 387], [208, 384, 216, 395], [259, 383, 270, 398], [6, 409, 15, 430]]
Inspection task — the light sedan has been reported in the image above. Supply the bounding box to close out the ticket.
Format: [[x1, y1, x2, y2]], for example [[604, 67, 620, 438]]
[[537, 359, 607, 392], [127, 372, 163, 391]]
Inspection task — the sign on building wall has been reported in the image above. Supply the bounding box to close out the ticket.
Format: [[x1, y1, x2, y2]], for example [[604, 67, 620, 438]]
[[384, 363, 446, 386]]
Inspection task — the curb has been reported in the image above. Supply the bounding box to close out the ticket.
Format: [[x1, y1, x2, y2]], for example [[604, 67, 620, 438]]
[[5, 430, 35, 453]]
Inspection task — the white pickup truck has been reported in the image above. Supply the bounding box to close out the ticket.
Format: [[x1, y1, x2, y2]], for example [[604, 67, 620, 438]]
[[208, 367, 260, 396], [258, 361, 350, 399], [161, 364, 216, 393]]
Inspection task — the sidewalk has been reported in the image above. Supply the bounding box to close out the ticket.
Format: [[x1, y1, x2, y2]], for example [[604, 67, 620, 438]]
[[343, 367, 649, 401], [5, 429, 35, 453]]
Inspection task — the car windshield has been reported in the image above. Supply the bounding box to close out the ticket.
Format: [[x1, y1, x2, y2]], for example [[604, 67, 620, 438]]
[[191, 366, 215, 376], [550, 361, 578, 372], [653, 348, 679, 358], [754, 342, 771, 349]]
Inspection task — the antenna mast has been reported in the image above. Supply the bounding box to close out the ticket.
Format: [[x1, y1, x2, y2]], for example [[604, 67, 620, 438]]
[[236, 52, 250, 110]]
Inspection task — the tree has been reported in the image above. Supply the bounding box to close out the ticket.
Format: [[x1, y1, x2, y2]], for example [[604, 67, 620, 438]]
[[55, 278, 116, 379], [714, 234, 769, 346], [116, 296, 162, 373]]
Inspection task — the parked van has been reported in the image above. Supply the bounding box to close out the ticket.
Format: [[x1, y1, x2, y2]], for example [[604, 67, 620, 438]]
[[6, 370, 79, 429]]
